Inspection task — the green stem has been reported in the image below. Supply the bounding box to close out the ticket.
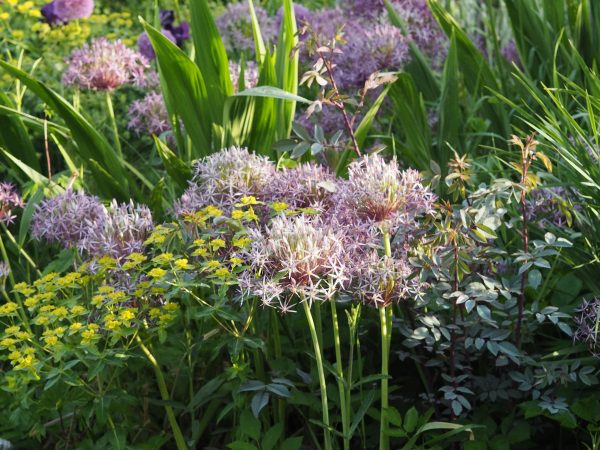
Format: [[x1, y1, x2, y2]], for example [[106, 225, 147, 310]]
[[136, 335, 188, 450], [331, 300, 350, 450], [271, 310, 285, 431], [2, 226, 41, 276], [303, 300, 332, 450], [379, 231, 393, 450], [105, 91, 123, 160]]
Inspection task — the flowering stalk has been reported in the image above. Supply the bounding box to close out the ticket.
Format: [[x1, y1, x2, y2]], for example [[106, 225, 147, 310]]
[[330, 300, 350, 450], [379, 230, 393, 450], [302, 300, 332, 450], [136, 335, 188, 450], [105, 91, 123, 159]]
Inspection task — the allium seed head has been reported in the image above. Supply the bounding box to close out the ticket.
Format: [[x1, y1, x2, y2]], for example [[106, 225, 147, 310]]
[[63, 38, 149, 91]]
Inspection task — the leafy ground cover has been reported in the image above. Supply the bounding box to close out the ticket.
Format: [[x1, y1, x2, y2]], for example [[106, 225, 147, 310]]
[[1, 0, 600, 449]]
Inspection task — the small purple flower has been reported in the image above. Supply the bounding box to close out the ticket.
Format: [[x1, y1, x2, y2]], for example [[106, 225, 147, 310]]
[[128, 92, 171, 136], [0, 182, 24, 226], [63, 38, 149, 91], [137, 29, 177, 61], [501, 40, 520, 66], [41, 1, 60, 25], [159, 10, 190, 46]]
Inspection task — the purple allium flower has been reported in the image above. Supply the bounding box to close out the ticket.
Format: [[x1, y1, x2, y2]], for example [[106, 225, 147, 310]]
[[0, 182, 24, 226], [240, 214, 347, 311], [229, 60, 259, 93], [275, 4, 313, 30], [53, 0, 94, 21], [82, 200, 154, 259], [264, 163, 337, 211], [574, 298, 600, 356], [63, 38, 148, 91], [332, 155, 436, 232], [137, 29, 176, 61], [31, 190, 153, 260], [128, 92, 171, 136], [335, 22, 410, 88], [216, 2, 277, 57], [31, 190, 106, 249], [175, 147, 276, 215]]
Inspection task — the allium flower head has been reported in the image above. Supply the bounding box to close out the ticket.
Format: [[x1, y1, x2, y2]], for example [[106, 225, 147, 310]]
[[31, 190, 106, 248], [240, 214, 347, 311], [53, 0, 94, 21], [175, 147, 276, 215], [216, 3, 276, 57], [0, 183, 24, 225], [137, 29, 176, 61], [229, 61, 259, 93], [63, 38, 148, 91], [128, 92, 171, 136], [31, 190, 153, 260], [334, 154, 435, 230], [265, 163, 338, 210]]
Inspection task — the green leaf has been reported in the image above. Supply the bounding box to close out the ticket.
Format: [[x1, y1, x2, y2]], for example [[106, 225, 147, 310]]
[[141, 18, 212, 158], [251, 391, 269, 418], [189, 0, 232, 126], [227, 441, 259, 450], [275, 0, 299, 138], [0, 91, 39, 172], [154, 136, 192, 192], [240, 410, 261, 441], [403, 407, 419, 433], [235, 86, 311, 104], [281, 437, 303, 450], [438, 31, 461, 175], [261, 423, 283, 450], [1, 149, 50, 186]]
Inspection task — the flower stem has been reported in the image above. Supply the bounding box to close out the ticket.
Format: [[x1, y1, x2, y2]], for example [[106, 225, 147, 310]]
[[105, 91, 123, 160], [302, 300, 332, 450], [136, 335, 188, 450], [379, 231, 393, 450], [331, 300, 350, 450]]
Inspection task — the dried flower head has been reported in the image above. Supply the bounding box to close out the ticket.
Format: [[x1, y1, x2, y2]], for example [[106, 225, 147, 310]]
[[128, 92, 171, 136], [137, 29, 176, 61], [229, 61, 259, 93], [63, 38, 148, 91], [175, 147, 276, 215], [240, 214, 347, 311], [0, 183, 24, 226]]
